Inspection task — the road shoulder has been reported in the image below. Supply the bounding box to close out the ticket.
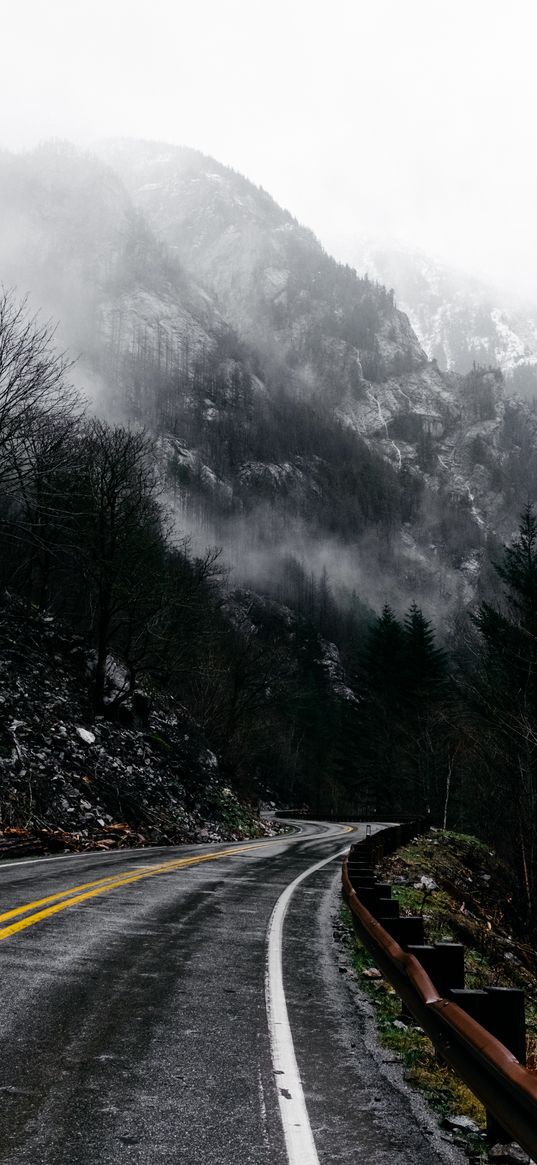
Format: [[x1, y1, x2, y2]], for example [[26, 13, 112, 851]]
[[282, 862, 466, 1164]]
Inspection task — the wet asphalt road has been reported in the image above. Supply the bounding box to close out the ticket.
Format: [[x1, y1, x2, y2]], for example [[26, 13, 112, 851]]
[[0, 822, 464, 1165]]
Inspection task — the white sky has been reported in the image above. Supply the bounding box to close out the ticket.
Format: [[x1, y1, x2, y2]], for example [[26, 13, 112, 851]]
[[2, 0, 537, 297]]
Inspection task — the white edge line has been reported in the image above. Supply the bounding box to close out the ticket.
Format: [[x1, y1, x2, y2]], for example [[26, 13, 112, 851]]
[[0, 846, 174, 872], [265, 842, 349, 1165]]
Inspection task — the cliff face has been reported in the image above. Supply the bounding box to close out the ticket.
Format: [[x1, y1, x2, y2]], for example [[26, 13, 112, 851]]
[[328, 235, 537, 391], [97, 139, 426, 392], [1, 139, 536, 616]]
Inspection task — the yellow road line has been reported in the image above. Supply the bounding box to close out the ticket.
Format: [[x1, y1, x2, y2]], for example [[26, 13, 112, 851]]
[[0, 841, 278, 942], [0, 847, 262, 925], [0, 868, 152, 924], [0, 824, 356, 943]]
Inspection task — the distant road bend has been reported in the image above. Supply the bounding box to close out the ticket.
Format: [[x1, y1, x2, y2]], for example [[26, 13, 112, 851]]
[[0, 822, 461, 1164]]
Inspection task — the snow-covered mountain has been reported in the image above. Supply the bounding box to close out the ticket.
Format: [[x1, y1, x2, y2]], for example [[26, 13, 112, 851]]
[[328, 236, 537, 397], [2, 139, 537, 617]]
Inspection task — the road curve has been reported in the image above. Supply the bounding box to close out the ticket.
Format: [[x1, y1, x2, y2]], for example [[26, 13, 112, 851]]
[[0, 822, 462, 1164]]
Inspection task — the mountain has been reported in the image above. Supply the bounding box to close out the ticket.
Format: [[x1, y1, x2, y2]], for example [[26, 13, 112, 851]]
[[2, 139, 537, 620], [0, 141, 240, 411], [328, 236, 537, 396], [3, 140, 537, 902], [97, 139, 427, 391]]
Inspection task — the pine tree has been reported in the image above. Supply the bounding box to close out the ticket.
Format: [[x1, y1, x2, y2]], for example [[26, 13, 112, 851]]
[[475, 503, 537, 719], [357, 605, 406, 814], [362, 604, 405, 699], [401, 603, 448, 818], [403, 602, 448, 693], [472, 505, 537, 924]]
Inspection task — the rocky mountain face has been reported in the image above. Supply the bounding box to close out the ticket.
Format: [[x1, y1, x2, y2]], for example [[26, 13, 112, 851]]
[[1, 139, 537, 619], [329, 236, 537, 395], [98, 140, 426, 392], [0, 142, 240, 411], [97, 140, 537, 600]]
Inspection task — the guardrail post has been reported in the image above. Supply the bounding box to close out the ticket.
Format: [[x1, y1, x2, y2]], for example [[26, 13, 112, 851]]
[[407, 944, 465, 996], [376, 899, 400, 919], [347, 853, 374, 865], [353, 882, 394, 913], [484, 986, 526, 1144], [378, 916, 425, 947], [405, 943, 464, 1031], [450, 987, 526, 1143], [433, 943, 465, 995], [403, 945, 437, 1023], [373, 839, 384, 862], [485, 987, 526, 1065], [348, 872, 375, 890], [382, 828, 397, 854], [386, 825, 402, 849], [349, 845, 370, 861], [449, 988, 489, 1023], [355, 886, 386, 911]]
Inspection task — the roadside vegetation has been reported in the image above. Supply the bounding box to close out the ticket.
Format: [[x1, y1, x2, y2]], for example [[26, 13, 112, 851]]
[[342, 830, 537, 1162]]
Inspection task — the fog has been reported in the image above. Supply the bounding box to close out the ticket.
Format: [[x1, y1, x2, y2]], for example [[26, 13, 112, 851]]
[[163, 489, 471, 627], [1, 0, 536, 299]]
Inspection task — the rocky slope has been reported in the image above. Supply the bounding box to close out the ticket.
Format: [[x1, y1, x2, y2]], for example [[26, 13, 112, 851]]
[[329, 236, 537, 394], [0, 593, 277, 857]]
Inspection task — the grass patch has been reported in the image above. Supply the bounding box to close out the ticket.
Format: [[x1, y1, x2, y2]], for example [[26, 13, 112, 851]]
[[382, 829, 537, 1070], [342, 901, 487, 1159], [341, 828, 537, 1160]]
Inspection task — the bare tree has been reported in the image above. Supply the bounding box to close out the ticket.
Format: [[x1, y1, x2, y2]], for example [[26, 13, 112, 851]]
[[8, 408, 82, 606], [73, 420, 164, 711], [0, 289, 75, 499]]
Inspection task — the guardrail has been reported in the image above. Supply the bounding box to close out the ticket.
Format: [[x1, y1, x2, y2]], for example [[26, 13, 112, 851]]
[[343, 822, 537, 1159]]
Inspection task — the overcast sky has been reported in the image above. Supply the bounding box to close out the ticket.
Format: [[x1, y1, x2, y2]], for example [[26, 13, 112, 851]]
[[2, 0, 536, 298]]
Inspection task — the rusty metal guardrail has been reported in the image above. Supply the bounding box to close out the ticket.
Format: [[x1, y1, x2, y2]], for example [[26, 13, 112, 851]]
[[343, 822, 537, 1159]]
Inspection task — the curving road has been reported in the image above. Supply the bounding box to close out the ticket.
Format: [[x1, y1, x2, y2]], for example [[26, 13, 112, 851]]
[[0, 822, 462, 1164]]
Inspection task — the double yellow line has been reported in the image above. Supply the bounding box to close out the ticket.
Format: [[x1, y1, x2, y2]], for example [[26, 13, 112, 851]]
[[0, 841, 272, 943], [0, 824, 355, 944]]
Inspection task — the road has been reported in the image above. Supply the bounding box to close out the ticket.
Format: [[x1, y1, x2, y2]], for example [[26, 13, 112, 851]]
[[0, 821, 463, 1164]]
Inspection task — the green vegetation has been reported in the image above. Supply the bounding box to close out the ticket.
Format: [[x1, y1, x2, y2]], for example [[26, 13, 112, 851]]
[[349, 506, 537, 947], [383, 831, 537, 1060], [342, 830, 537, 1160], [202, 787, 264, 838], [343, 904, 486, 1152]]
